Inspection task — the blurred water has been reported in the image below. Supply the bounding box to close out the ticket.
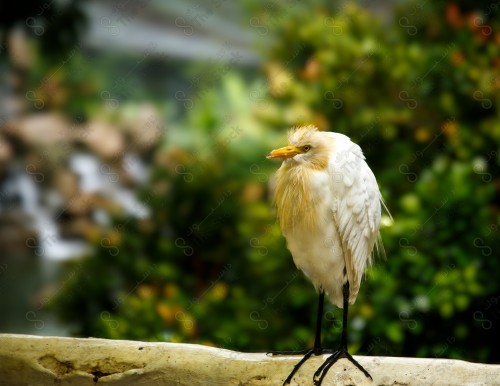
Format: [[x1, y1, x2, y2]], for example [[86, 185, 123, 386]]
[[0, 150, 150, 335], [0, 254, 74, 336], [69, 152, 150, 220], [0, 162, 78, 334]]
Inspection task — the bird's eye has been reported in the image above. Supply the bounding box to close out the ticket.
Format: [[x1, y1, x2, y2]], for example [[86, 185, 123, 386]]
[[303, 145, 311, 152]]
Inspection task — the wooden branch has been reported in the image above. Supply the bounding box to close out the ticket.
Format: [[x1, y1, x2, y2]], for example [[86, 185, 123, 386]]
[[0, 334, 498, 385]]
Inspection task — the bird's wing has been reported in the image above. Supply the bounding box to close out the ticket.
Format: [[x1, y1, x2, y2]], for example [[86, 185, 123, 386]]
[[328, 141, 382, 303]]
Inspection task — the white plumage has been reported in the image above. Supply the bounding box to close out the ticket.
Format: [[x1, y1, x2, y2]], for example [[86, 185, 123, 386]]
[[268, 126, 384, 308]]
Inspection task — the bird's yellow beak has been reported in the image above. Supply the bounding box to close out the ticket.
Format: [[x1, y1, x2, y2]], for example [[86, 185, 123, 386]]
[[266, 145, 302, 159]]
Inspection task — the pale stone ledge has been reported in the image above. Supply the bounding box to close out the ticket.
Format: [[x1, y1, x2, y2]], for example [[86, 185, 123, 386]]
[[0, 334, 499, 385]]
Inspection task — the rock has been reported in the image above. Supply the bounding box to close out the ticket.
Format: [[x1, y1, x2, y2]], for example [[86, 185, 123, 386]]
[[80, 121, 125, 161], [7, 29, 33, 69], [53, 169, 79, 200], [64, 193, 96, 217], [58, 216, 97, 239], [5, 113, 71, 146], [123, 104, 164, 153], [0, 213, 37, 256], [0, 334, 499, 386], [0, 136, 13, 175]]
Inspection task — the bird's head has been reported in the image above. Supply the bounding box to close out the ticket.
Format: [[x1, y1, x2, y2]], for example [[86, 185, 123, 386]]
[[266, 125, 331, 169]]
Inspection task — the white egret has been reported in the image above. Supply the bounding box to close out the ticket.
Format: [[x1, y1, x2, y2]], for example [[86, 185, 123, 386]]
[[266, 125, 388, 385]]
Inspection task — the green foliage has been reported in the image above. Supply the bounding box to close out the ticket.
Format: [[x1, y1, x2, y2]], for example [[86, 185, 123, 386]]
[[259, 1, 500, 361], [52, 1, 500, 363]]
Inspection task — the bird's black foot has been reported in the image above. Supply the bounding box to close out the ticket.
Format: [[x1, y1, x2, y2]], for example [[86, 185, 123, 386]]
[[313, 349, 372, 385], [268, 348, 334, 386]]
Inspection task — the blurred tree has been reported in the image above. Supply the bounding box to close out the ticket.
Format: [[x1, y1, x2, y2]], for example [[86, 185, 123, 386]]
[[258, 0, 500, 361], [0, 1, 89, 121], [0, 0, 87, 62]]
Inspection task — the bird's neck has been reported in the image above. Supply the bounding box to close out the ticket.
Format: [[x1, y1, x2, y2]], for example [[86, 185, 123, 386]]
[[274, 164, 320, 235]]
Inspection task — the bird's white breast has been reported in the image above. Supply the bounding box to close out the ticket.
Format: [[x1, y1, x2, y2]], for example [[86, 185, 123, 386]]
[[277, 166, 347, 307]]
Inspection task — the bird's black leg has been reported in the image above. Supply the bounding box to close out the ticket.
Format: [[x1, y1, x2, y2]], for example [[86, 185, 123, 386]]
[[313, 281, 372, 385], [268, 291, 334, 385]]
